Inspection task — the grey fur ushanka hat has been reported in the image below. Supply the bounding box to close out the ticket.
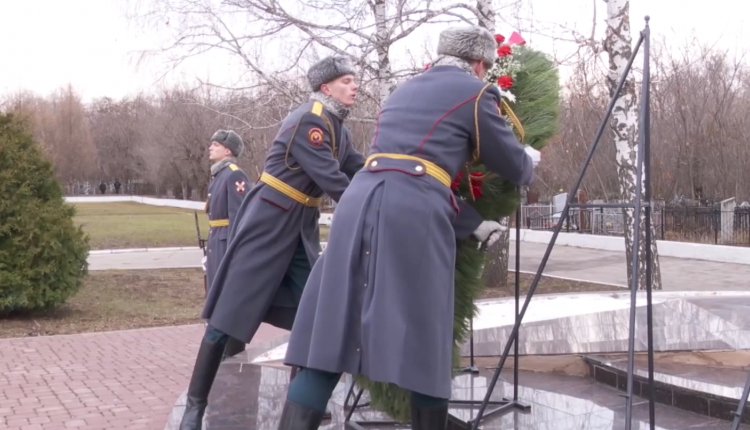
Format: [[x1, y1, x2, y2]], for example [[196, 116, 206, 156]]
[[437, 25, 497, 66], [211, 129, 244, 157], [307, 56, 356, 92]]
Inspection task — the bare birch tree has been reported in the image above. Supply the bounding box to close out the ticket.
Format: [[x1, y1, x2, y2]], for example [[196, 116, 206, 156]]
[[127, 0, 525, 109], [472, 0, 515, 289], [603, 0, 662, 290]]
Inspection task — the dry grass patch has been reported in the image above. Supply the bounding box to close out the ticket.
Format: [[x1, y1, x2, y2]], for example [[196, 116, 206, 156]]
[[0, 268, 206, 338]]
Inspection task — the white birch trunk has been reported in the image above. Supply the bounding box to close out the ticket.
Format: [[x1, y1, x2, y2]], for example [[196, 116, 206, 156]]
[[603, 0, 662, 290], [476, 0, 495, 32], [474, 0, 512, 288], [372, 0, 393, 105]]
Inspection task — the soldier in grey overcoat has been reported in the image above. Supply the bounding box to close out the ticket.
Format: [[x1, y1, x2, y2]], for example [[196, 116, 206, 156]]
[[202, 129, 250, 359], [178, 56, 365, 430], [278, 25, 539, 429]]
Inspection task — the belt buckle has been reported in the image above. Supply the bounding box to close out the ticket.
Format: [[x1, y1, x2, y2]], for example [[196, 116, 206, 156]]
[[305, 196, 310, 205]]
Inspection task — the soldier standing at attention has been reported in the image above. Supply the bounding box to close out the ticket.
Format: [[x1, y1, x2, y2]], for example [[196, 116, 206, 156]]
[[178, 56, 364, 430], [278, 25, 540, 429], [202, 130, 250, 360]]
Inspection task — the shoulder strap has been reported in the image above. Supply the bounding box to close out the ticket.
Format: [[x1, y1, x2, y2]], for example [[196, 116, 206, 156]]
[[311, 101, 324, 116]]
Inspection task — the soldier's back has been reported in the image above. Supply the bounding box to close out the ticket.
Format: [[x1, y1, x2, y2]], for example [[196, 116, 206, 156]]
[[372, 66, 487, 176]]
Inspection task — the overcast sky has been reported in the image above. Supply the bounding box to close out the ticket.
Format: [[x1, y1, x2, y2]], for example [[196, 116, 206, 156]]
[[0, 0, 745, 102]]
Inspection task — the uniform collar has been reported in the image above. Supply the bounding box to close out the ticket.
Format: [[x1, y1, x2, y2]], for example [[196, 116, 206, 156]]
[[210, 157, 237, 177], [428, 55, 478, 77], [310, 92, 350, 121]]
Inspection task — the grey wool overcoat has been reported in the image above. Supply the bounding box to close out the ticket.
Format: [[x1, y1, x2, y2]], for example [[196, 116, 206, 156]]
[[284, 65, 535, 399], [202, 99, 365, 343], [204, 162, 249, 291]]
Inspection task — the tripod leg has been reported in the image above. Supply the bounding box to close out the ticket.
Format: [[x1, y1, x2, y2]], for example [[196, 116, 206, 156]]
[[469, 317, 478, 373], [731, 370, 750, 430]]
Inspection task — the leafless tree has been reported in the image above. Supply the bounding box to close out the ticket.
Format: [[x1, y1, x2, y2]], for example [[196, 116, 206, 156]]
[[126, 0, 525, 109], [3, 29, 747, 255], [600, 0, 662, 290], [4, 86, 98, 185]]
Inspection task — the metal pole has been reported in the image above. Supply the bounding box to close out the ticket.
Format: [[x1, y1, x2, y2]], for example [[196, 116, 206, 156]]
[[640, 16, 656, 430], [514, 188, 521, 400], [469, 317, 476, 369], [470, 29, 647, 430], [731, 371, 750, 430], [624, 15, 651, 429]]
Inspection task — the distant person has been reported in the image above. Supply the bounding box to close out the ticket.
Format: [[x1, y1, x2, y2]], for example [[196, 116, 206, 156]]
[[114, 179, 121, 194], [202, 130, 249, 358], [98, 182, 106, 195], [179, 129, 251, 429]]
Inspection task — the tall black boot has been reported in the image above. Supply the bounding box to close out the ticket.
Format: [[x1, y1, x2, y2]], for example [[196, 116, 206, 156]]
[[276, 400, 325, 430], [222, 337, 246, 360], [410, 403, 449, 430], [289, 367, 331, 420], [179, 336, 226, 430]]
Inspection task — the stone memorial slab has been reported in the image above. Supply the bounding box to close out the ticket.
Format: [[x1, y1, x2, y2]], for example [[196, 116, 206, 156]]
[[465, 291, 750, 357], [164, 292, 750, 429], [165, 359, 748, 429]]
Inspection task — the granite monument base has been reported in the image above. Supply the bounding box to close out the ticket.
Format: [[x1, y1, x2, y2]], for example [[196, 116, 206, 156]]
[[165, 354, 748, 429]]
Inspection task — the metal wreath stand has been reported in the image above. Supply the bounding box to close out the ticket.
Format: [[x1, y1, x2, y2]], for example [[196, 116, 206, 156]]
[[342, 17, 659, 430]]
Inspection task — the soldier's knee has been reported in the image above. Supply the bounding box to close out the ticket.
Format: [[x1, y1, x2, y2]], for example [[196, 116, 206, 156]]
[[204, 324, 230, 343]]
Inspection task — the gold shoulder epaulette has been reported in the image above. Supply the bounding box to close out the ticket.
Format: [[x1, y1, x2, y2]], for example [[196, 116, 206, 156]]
[[311, 101, 324, 116], [228, 163, 239, 171]]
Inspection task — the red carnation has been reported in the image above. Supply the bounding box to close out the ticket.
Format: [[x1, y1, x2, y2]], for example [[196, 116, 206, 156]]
[[451, 171, 464, 189], [451, 171, 485, 199], [497, 75, 513, 89], [494, 34, 505, 44], [471, 184, 483, 198], [424, 62, 431, 70], [497, 45, 512, 57], [469, 172, 484, 198]]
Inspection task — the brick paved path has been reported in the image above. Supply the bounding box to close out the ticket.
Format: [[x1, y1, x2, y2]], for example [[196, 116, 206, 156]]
[[0, 324, 286, 430]]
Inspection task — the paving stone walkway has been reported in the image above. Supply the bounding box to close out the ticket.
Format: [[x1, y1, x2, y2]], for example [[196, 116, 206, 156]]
[[88, 242, 750, 291], [4, 241, 748, 429], [0, 324, 286, 430]]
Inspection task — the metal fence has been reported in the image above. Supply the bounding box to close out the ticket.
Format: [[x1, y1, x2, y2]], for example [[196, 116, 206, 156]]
[[65, 180, 159, 197], [518, 204, 750, 247]]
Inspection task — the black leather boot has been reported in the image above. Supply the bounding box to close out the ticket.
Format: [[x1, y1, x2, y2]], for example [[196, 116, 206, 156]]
[[276, 400, 325, 430], [178, 337, 226, 430], [222, 337, 246, 360], [410, 403, 449, 430], [288, 367, 331, 420]]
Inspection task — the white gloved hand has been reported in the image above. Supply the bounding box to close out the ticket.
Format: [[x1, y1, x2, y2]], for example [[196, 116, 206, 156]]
[[472, 220, 507, 248], [524, 145, 541, 167], [201, 255, 207, 272]]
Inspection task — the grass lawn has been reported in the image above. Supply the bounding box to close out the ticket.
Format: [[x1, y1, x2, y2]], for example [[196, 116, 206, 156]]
[[0, 268, 620, 339], [70, 202, 331, 250]]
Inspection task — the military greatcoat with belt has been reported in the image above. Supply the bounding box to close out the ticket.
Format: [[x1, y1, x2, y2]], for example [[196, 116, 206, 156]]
[[202, 99, 366, 343], [284, 65, 535, 399], [204, 162, 249, 291]]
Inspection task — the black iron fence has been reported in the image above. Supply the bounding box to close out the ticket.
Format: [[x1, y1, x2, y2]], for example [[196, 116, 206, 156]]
[[519, 205, 750, 247]]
